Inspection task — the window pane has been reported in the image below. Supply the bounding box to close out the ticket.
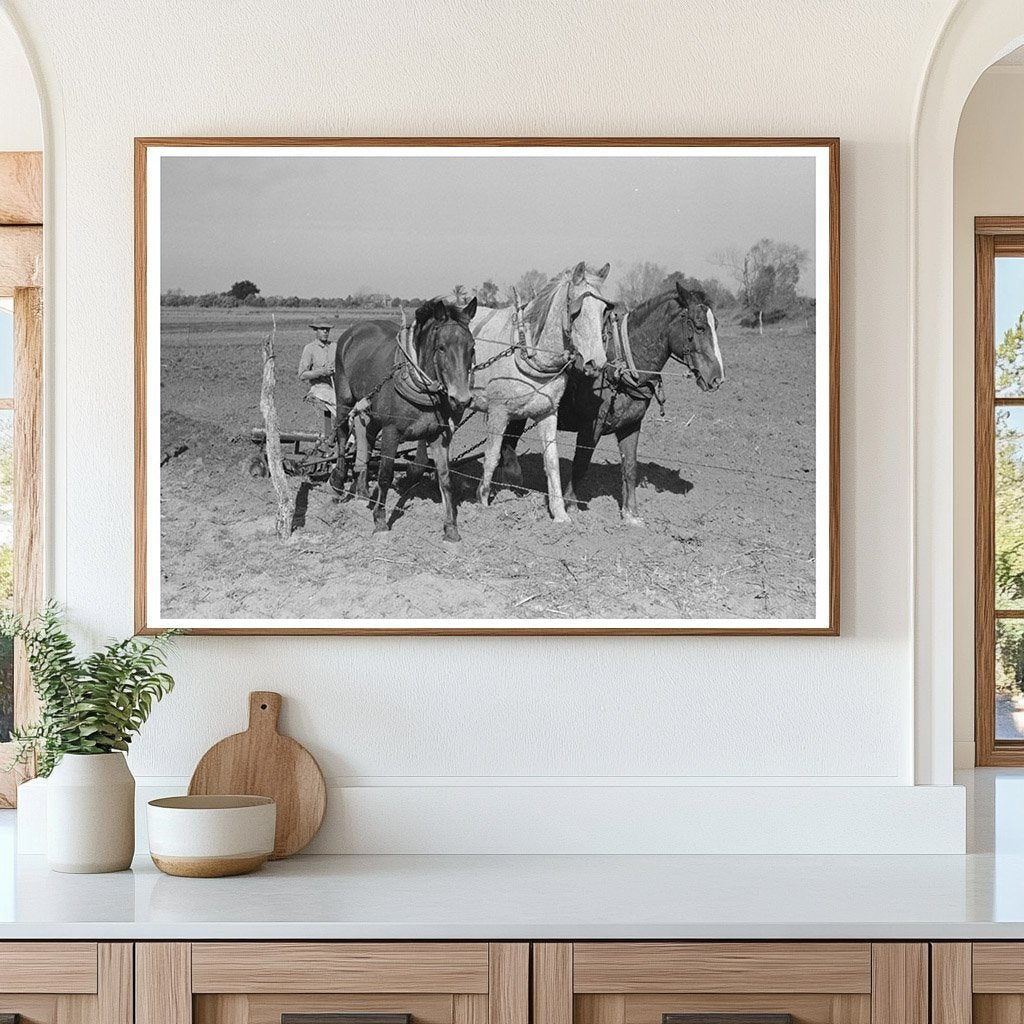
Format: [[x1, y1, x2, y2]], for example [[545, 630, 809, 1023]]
[[997, 407, 1024, 609], [998, 619, 1024, 740], [0, 410, 12, 742], [0, 306, 12, 399], [996, 256, 1024, 396]]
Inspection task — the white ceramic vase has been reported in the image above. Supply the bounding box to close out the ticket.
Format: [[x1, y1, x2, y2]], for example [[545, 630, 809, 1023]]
[[46, 752, 135, 873]]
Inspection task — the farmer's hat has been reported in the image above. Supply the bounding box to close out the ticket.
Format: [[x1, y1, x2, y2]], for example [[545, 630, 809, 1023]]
[[309, 321, 333, 332]]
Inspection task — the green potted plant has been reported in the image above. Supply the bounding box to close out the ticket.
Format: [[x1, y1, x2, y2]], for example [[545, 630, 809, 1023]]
[[2, 603, 178, 873]]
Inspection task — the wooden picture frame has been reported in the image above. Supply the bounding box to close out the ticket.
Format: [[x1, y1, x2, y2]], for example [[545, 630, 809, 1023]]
[[135, 137, 839, 636]]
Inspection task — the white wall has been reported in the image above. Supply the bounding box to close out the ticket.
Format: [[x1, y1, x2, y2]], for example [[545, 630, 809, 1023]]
[[1, 0, 974, 851], [0, 10, 39, 151], [952, 65, 1024, 767]]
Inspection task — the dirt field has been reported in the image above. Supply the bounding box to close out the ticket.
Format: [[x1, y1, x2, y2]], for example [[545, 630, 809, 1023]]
[[158, 306, 817, 622]]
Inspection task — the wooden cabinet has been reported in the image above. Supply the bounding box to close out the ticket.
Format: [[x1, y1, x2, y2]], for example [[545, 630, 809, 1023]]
[[532, 944, 928, 1024], [0, 937, 967, 1024], [932, 943, 1024, 1024], [136, 944, 528, 1024], [0, 943, 132, 1024]]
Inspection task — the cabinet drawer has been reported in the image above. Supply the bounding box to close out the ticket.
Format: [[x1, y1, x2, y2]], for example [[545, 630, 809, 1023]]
[[0, 943, 130, 1024], [936, 942, 1024, 1024], [139, 943, 528, 1024], [0, 942, 98, 994], [572, 944, 872, 994], [534, 944, 925, 1024], [191, 944, 490, 994]]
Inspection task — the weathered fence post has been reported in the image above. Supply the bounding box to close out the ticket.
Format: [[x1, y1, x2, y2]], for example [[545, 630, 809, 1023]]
[[260, 317, 295, 538]]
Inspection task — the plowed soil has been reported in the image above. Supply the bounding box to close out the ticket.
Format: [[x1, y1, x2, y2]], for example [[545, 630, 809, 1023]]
[[158, 306, 817, 623]]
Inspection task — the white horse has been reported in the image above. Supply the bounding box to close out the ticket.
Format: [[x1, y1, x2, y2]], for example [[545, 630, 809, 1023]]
[[470, 262, 612, 522]]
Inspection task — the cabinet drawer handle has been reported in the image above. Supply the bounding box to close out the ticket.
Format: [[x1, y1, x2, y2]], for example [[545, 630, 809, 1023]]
[[664, 1016, 794, 1024], [283, 1015, 411, 1024]]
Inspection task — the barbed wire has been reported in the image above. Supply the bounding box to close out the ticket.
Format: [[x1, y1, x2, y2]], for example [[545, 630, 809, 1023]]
[[444, 418, 814, 485]]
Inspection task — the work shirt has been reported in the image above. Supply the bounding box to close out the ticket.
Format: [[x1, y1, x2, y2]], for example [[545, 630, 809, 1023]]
[[298, 340, 336, 381]]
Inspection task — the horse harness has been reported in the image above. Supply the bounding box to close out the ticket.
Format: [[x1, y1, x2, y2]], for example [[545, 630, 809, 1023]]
[[347, 320, 452, 439], [474, 285, 607, 382], [602, 309, 667, 416]]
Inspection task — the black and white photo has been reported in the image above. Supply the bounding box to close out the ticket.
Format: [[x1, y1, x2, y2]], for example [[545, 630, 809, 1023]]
[[136, 139, 838, 634]]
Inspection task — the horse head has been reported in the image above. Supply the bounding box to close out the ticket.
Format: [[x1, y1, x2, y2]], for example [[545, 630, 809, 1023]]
[[563, 261, 612, 377], [414, 295, 477, 416], [670, 281, 724, 392]]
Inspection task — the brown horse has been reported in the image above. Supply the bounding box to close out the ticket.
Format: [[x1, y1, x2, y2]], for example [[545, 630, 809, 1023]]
[[329, 297, 477, 541], [498, 281, 724, 525]]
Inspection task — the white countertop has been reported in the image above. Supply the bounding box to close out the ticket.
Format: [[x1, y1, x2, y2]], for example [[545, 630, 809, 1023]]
[[1, 769, 1022, 941], [0, 849, 1022, 940]]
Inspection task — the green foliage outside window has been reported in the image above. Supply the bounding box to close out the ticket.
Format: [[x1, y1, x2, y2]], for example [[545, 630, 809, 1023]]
[[996, 312, 1024, 694]]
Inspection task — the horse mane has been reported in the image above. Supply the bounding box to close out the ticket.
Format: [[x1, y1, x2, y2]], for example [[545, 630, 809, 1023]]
[[630, 286, 710, 326], [411, 296, 473, 365], [521, 272, 567, 340], [418, 295, 472, 325], [629, 289, 680, 329]]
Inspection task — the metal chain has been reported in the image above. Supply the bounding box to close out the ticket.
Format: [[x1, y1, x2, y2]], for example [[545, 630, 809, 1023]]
[[471, 340, 521, 372]]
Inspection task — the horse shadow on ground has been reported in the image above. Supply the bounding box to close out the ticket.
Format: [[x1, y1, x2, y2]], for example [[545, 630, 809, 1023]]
[[385, 450, 693, 525], [503, 452, 694, 509]]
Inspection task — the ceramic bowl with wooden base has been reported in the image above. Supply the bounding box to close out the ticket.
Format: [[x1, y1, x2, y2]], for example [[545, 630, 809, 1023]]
[[147, 795, 276, 877]]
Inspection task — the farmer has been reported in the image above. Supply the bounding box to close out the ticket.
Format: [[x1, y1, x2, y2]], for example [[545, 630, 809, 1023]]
[[298, 321, 337, 428]]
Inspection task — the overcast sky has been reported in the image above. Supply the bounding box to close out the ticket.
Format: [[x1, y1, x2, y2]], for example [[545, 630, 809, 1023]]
[[160, 152, 817, 298]]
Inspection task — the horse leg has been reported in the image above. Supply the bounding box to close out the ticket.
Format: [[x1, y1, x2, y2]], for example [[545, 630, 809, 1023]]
[[564, 422, 599, 512], [429, 436, 461, 542], [537, 412, 570, 523], [357, 420, 380, 501], [497, 419, 526, 489], [478, 406, 509, 507], [616, 423, 644, 526], [352, 414, 371, 498], [372, 425, 398, 533], [329, 409, 351, 495], [406, 439, 431, 483]]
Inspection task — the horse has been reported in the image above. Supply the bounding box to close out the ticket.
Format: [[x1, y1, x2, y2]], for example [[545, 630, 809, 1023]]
[[328, 296, 477, 541], [469, 261, 613, 523], [497, 281, 724, 525]]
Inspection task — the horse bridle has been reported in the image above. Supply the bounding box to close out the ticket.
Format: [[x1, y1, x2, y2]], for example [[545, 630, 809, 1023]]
[[396, 320, 447, 399], [397, 318, 477, 423], [568, 287, 615, 324], [669, 304, 708, 378], [566, 285, 615, 371]]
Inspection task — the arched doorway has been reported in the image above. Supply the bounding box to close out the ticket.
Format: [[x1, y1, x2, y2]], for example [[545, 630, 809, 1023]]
[[914, 1, 1024, 785]]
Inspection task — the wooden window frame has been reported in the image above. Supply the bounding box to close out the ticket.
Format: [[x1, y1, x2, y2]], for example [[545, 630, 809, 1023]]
[[975, 217, 1024, 765], [0, 151, 43, 806]]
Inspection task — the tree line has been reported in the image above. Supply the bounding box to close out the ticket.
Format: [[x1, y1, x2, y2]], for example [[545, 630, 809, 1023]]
[[162, 238, 811, 329]]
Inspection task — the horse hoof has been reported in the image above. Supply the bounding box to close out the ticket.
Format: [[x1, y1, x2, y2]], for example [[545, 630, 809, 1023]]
[[328, 470, 347, 495], [477, 488, 490, 507], [443, 527, 462, 543], [372, 523, 389, 535], [623, 514, 645, 527], [552, 511, 572, 524]]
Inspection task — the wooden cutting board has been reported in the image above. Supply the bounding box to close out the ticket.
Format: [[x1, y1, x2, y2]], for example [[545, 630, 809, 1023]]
[[188, 691, 326, 859]]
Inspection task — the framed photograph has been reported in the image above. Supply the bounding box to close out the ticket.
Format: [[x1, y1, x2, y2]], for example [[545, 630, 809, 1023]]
[[135, 137, 838, 635]]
